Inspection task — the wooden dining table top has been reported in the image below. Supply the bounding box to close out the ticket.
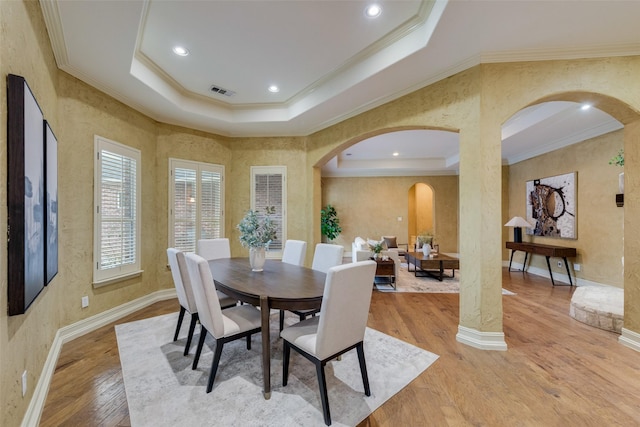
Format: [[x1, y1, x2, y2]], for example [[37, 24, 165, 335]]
[[208, 257, 327, 310]]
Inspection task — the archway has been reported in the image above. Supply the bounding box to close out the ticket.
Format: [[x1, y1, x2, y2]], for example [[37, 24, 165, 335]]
[[408, 183, 435, 249]]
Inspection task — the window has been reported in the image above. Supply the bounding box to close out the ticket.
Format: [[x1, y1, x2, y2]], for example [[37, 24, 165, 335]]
[[251, 166, 286, 258], [169, 159, 224, 252], [93, 136, 142, 286]]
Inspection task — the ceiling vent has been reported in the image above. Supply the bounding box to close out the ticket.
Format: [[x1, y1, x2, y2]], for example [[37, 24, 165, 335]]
[[210, 85, 235, 97]]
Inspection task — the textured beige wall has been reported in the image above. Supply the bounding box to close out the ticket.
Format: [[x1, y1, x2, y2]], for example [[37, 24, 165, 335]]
[[507, 130, 624, 287], [623, 119, 640, 331], [155, 124, 232, 287], [227, 137, 311, 263], [1, 3, 61, 424], [321, 176, 458, 253]]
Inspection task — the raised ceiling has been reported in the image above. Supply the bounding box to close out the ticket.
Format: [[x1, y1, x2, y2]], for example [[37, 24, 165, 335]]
[[41, 0, 637, 175]]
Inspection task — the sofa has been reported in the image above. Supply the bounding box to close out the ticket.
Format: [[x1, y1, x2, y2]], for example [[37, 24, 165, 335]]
[[351, 237, 402, 280]]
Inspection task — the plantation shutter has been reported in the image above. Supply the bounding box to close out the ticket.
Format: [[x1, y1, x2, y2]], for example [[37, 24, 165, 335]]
[[251, 166, 286, 256], [94, 136, 141, 285], [169, 159, 224, 252]]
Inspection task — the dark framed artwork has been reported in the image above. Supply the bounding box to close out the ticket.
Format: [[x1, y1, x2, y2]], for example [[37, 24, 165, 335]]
[[526, 171, 577, 239], [45, 120, 58, 284], [7, 74, 46, 315]]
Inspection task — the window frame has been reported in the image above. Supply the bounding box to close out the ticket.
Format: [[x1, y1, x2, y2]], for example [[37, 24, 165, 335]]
[[168, 158, 225, 253], [251, 166, 286, 259], [93, 135, 142, 286]]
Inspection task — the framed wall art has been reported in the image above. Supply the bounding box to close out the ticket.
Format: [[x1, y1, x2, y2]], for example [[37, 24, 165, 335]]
[[45, 120, 58, 284], [526, 171, 577, 239], [7, 74, 46, 315]]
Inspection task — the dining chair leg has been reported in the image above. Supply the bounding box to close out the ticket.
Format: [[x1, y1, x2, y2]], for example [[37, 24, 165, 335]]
[[246, 334, 251, 350], [279, 310, 285, 332], [192, 326, 208, 370], [173, 306, 186, 341], [184, 313, 199, 356], [206, 340, 225, 393], [282, 341, 291, 386], [316, 361, 331, 426], [356, 342, 371, 396]]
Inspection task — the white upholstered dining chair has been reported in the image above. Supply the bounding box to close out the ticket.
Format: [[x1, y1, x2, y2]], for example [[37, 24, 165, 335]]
[[184, 252, 262, 393], [311, 243, 344, 273], [197, 238, 231, 260], [281, 260, 377, 426], [281, 239, 307, 266], [280, 243, 344, 331], [279, 239, 308, 330], [167, 248, 237, 356]]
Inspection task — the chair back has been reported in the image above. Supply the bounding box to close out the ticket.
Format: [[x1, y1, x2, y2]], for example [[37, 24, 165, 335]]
[[167, 248, 197, 313], [184, 252, 225, 338], [197, 238, 231, 261], [281, 240, 307, 266], [311, 243, 344, 273], [315, 261, 376, 359]]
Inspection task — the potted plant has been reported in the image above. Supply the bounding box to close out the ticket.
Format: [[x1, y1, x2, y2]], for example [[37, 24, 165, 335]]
[[237, 206, 277, 271], [321, 204, 342, 242], [370, 240, 384, 259]]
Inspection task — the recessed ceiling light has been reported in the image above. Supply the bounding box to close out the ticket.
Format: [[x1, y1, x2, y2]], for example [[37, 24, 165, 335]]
[[393, 152, 399, 157], [365, 4, 382, 18], [268, 85, 279, 93], [580, 103, 592, 111], [172, 46, 189, 56]]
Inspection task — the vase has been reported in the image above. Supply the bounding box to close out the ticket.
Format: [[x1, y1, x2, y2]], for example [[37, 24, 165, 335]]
[[422, 244, 431, 256], [249, 247, 266, 271]]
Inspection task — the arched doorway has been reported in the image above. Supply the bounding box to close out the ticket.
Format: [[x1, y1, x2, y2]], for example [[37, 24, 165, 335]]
[[408, 183, 435, 249]]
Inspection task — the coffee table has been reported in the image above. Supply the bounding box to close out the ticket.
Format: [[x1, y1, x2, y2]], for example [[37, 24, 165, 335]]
[[405, 251, 459, 281]]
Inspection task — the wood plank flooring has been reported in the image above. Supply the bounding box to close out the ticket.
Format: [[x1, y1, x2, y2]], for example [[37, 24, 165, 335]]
[[40, 269, 640, 426]]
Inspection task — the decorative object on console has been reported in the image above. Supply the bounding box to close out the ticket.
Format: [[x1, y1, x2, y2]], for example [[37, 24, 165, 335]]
[[526, 172, 576, 239], [237, 206, 277, 271], [609, 148, 624, 196], [504, 216, 534, 243]]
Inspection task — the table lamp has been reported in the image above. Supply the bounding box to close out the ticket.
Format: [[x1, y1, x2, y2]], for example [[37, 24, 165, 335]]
[[504, 216, 533, 243]]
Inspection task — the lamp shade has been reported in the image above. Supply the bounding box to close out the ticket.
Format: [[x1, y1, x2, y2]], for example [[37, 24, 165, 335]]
[[504, 216, 533, 228]]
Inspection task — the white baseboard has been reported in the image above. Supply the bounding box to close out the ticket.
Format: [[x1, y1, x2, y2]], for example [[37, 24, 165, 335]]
[[456, 325, 508, 351], [502, 260, 609, 287], [619, 328, 640, 353], [21, 288, 177, 427]]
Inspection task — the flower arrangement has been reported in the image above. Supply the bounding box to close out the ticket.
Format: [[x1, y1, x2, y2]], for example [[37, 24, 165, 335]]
[[609, 148, 624, 167], [237, 206, 277, 248]]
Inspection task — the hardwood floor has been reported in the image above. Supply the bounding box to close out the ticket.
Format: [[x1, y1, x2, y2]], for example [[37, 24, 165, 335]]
[[40, 269, 640, 426]]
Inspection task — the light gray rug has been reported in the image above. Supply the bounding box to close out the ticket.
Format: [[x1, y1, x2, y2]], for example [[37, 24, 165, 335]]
[[375, 263, 516, 295], [116, 311, 439, 426]]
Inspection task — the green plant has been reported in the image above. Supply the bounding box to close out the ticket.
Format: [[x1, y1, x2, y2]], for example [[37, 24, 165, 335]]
[[320, 204, 342, 241], [370, 240, 384, 254], [237, 206, 277, 248], [609, 148, 624, 166]]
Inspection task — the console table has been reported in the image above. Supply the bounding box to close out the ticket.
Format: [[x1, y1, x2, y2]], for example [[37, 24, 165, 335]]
[[506, 242, 576, 286]]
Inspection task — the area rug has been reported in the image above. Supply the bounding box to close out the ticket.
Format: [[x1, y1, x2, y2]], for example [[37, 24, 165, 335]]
[[115, 311, 439, 427], [375, 263, 516, 295]]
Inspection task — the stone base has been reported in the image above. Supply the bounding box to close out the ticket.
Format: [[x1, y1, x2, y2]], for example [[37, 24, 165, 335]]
[[570, 286, 624, 333]]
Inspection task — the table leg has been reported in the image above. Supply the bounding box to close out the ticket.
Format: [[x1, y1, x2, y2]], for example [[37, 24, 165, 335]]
[[508, 250, 515, 271], [439, 262, 444, 281], [545, 256, 556, 286], [259, 295, 271, 399], [563, 257, 574, 286], [522, 252, 529, 272]]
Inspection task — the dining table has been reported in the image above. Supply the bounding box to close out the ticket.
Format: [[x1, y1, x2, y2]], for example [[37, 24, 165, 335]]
[[208, 257, 326, 399]]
